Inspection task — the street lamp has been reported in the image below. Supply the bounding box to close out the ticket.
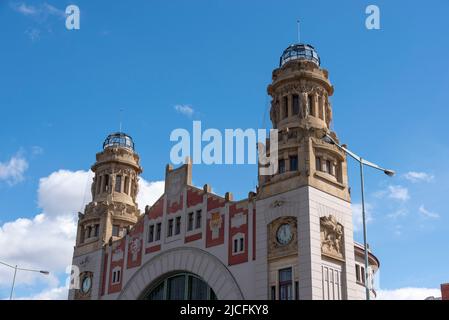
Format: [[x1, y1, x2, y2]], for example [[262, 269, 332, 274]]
[[322, 133, 395, 300], [0, 260, 50, 300]]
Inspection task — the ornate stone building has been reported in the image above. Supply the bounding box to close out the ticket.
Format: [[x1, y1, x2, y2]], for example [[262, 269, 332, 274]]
[[69, 43, 379, 300]]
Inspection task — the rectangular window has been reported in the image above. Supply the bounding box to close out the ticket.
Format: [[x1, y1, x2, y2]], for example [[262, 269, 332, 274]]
[[279, 268, 293, 300], [116, 270, 121, 283], [322, 265, 342, 300], [112, 225, 120, 237], [87, 226, 93, 238], [283, 96, 289, 118], [115, 175, 122, 193], [361, 267, 366, 284], [148, 225, 154, 243], [168, 219, 173, 237], [326, 160, 332, 175], [124, 176, 130, 194], [356, 265, 361, 282], [188, 212, 194, 231], [295, 281, 299, 300], [308, 94, 314, 116], [279, 159, 286, 174], [239, 238, 244, 252], [156, 223, 161, 241], [290, 156, 298, 171], [94, 224, 99, 237], [271, 286, 276, 300], [195, 210, 202, 229], [104, 175, 109, 192], [316, 157, 321, 172], [292, 94, 299, 115], [175, 216, 181, 235], [234, 239, 238, 253]]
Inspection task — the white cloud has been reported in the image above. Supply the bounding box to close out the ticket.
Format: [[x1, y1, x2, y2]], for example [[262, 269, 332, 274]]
[[403, 171, 434, 183], [0, 154, 29, 185], [377, 287, 441, 300], [418, 205, 440, 219], [387, 185, 410, 202], [11, 2, 65, 19], [136, 179, 165, 212], [352, 202, 373, 232], [12, 3, 38, 16], [387, 208, 408, 219], [0, 169, 164, 299], [174, 104, 194, 117]]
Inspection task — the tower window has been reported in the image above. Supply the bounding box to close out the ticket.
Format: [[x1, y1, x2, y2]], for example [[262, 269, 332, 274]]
[[292, 94, 299, 115], [167, 219, 174, 237], [124, 176, 130, 194], [279, 268, 293, 300], [175, 216, 181, 235], [156, 223, 161, 241], [112, 225, 120, 237], [188, 212, 194, 231], [283, 96, 289, 118], [316, 157, 322, 172], [326, 160, 332, 175], [279, 159, 286, 174], [104, 175, 109, 193], [195, 210, 202, 229], [290, 156, 298, 171], [115, 175, 122, 193], [148, 225, 154, 243], [93, 224, 99, 237], [356, 265, 361, 282], [308, 95, 314, 117]]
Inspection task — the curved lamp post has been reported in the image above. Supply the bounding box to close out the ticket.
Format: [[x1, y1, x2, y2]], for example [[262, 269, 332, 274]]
[[0, 260, 50, 300], [322, 133, 395, 300]]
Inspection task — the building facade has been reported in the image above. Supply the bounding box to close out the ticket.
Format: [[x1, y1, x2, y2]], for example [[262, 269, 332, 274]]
[[69, 43, 379, 300]]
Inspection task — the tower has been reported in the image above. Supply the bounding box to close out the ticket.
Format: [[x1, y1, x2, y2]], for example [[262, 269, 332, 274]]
[[70, 132, 142, 299], [255, 43, 358, 300]]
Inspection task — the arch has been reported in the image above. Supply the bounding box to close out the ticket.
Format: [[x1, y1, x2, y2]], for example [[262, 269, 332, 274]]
[[118, 247, 244, 300]]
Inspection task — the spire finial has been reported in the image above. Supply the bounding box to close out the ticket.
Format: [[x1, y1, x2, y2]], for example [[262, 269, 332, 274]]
[[297, 19, 300, 43]]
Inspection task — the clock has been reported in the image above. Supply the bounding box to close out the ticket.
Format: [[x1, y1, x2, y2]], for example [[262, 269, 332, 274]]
[[276, 223, 293, 245], [81, 275, 92, 294]]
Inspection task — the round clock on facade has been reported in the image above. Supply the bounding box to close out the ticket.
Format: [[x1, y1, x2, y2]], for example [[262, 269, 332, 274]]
[[81, 275, 92, 294], [276, 223, 293, 245]]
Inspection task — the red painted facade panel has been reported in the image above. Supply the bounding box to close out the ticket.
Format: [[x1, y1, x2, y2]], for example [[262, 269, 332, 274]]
[[148, 197, 164, 219], [145, 245, 161, 254], [127, 219, 144, 269], [442, 283, 449, 300], [187, 187, 203, 207], [206, 195, 226, 248], [228, 203, 249, 266], [185, 232, 202, 243], [108, 238, 125, 294], [168, 194, 183, 214]]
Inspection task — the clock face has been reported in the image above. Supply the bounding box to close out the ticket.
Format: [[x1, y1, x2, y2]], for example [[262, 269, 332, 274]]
[[276, 223, 293, 245], [81, 276, 92, 294]]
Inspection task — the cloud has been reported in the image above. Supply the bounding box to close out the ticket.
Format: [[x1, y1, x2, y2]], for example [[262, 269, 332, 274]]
[[174, 104, 194, 117], [403, 171, 434, 183], [136, 179, 165, 212], [13, 2, 38, 16], [387, 208, 408, 219], [387, 185, 410, 202], [418, 205, 440, 219], [352, 202, 373, 232], [11, 2, 65, 19], [0, 169, 164, 299], [377, 287, 441, 300], [0, 154, 29, 185]]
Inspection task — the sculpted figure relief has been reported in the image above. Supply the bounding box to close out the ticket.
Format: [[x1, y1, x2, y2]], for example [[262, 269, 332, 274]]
[[320, 215, 344, 260]]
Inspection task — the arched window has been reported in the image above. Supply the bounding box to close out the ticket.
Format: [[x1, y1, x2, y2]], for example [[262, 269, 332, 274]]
[[141, 273, 217, 300]]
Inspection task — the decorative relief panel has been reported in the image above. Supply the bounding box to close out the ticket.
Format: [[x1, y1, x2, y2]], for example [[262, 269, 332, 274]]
[[268, 216, 298, 260], [320, 215, 345, 261]]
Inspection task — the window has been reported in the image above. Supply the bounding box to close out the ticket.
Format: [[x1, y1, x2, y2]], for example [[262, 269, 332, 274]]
[[112, 225, 120, 237], [148, 225, 154, 243], [283, 96, 289, 118], [279, 268, 293, 300], [188, 212, 194, 231], [326, 160, 332, 175], [322, 265, 341, 300], [87, 226, 93, 238], [361, 267, 366, 284], [290, 156, 298, 171], [124, 176, 130, 194], [167, 219, 173, 237], [356, 265, 361, 282], [156, 223, 161, 241], [112, 268, 121, 284], [115, 175, 122, 192], [104, 175, 109, 192], [195, 210, 202, 229], [233, 234, 245, 254], [93, 224, 99, 237], [96, 177, 101, 195], [308, 95, 314, 116], [279, 159, 286, 174], [316, 157, 321, 172], [292, 94, 299, 115], [175, 216, 181, 235], [271, 286, 276, 300]]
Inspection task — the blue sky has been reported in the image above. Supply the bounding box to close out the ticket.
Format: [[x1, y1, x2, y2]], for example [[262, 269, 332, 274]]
[[0, 0, 448, 299]]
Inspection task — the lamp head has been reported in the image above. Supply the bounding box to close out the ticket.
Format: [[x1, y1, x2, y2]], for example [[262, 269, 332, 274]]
[[384, 170, 395, 177], [40, 271, 50, 275]]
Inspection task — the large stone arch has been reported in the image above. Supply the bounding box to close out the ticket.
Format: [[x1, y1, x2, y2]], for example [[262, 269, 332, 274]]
[[118, 247, 244, 300]]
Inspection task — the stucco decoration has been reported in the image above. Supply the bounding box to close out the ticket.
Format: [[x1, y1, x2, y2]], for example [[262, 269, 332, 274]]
[[320, 215, 345, 261]]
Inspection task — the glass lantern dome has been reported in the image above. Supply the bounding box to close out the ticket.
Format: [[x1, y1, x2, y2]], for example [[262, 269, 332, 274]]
[[103, 132, 135, 151], [279, 43, 320, 67]]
